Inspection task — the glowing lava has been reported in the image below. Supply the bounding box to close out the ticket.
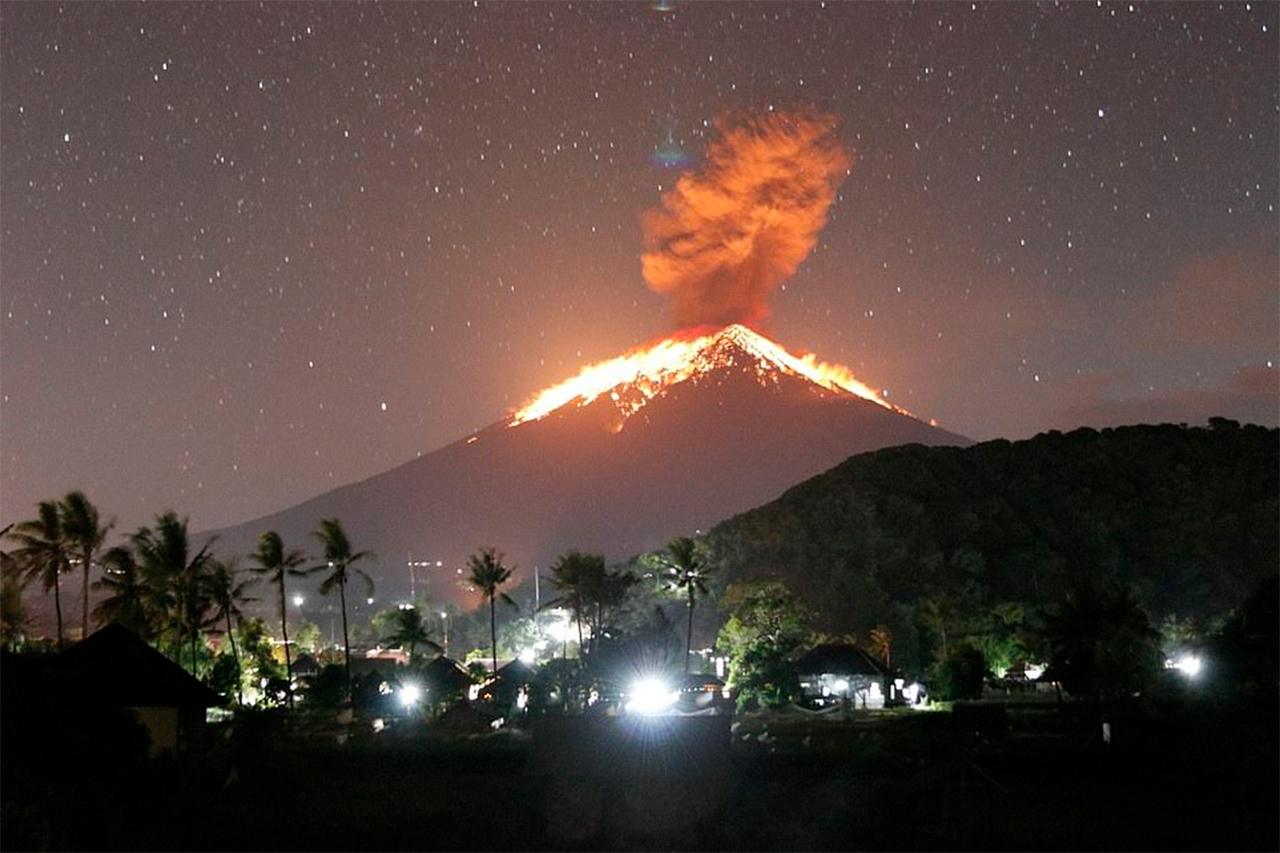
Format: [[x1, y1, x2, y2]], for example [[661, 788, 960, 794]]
[[510, 324, 909, 428]]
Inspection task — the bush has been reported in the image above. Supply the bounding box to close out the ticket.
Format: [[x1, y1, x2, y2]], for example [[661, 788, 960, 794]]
[[931, 645, 986, 700]]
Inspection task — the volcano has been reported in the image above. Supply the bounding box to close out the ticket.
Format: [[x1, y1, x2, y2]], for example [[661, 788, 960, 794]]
[[204, 325, 968, 601]]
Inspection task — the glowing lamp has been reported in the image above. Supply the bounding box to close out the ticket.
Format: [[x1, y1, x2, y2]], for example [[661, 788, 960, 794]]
[[398, 683, 423, 708], [626, 677, 678, 715]]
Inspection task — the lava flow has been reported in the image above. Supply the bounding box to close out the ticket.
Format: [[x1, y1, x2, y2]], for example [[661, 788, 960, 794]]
[[509, 324, 909, 428]]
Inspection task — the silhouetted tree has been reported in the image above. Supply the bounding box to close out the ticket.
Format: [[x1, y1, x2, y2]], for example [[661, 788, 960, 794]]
[[205, 557, 256, 705], [92, 546, 151, 638], [250, 531, 309, 707], [59, 491, 113, 640], [130, 512, 215, 674], [312, 518, 374, 700], [1039, 582, 1163, 702], [7, 502, 71, 649], [660, 536, 713, 672], [467, 547, 516, 677], [381, 605, 441, 664]]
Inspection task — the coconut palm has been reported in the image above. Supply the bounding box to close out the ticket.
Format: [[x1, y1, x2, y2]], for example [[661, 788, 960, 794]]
[[130, 512, 215, 675], [660, 536, 713, 672], [59, 491, 114, 640], [381, 605, 441, 664], [312, 518, 374, 700], [92, 545, 152, 638], [0, 524, 31, 648], [869, 624, 893, 669], [250, 531, 309, 707], [7, 502, 71, 649], [205, 557, 257, 706], [545, 550, 601, 655], [467, 547, 516, 677]]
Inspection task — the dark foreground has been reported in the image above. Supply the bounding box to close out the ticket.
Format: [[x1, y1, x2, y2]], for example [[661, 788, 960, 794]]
[[3, 699, 1276, 851]]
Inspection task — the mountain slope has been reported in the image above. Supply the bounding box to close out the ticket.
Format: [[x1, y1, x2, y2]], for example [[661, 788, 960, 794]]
[[206, 325, 967, 601], [697, 420, 1279, 648]]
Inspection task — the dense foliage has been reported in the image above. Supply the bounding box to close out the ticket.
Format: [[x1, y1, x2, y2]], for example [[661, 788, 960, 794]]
[[701, 422, 1278, 672]]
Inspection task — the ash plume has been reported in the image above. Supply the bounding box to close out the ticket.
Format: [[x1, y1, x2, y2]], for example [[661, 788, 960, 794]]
[[641, 109, 850, 329]]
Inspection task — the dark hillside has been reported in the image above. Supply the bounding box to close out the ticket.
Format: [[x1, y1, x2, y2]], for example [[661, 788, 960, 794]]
[[701, 421, 1278, 663]]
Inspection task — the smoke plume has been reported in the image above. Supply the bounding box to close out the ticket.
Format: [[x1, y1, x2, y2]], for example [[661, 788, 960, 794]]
[[642, 109, 850, 329]]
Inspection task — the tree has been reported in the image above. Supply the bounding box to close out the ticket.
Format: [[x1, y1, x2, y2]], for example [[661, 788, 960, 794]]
[[659, 536, 713, 672], [205, 557, 256, 706], [868, 624, 893, 669], [931, 645, 986, 700], [467, 547, 516, 677], [546, 550, 599, 654], [1038, 582, 1163, 703], [312, 518, 374, 700], [249, 531, 309, 708], [716, 580, 813, 709], [59, 491, 114, 640], [7, 502, 71, 649], [92, 546, 151, 638], [918, 595, 957, 662], [381, 605, 441, 664], [130, 512, 215, 675], [0, 525, 31, 649]]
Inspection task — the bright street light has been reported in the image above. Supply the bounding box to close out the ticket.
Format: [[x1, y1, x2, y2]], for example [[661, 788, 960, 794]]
[[626, 677, 678, 715]]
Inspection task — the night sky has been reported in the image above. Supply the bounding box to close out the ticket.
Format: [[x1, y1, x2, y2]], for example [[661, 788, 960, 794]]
[[2, 1, 1277, 535]]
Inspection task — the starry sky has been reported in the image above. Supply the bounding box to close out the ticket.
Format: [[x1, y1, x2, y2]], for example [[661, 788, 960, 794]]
[[2, 1, 1277, 535]]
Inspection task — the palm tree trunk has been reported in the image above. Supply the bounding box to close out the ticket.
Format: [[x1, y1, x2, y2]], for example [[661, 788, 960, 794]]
[[81, 548, 91, 640], [339, 577, 351, 701], [685, 590, 695, 673], [489, 594, 498, 677], [575, 594, 583, 658], [53, 570, 64, 651], [226, 609, 243, 706], [190, 630, 199, 677], [279, 582, 294, 709]]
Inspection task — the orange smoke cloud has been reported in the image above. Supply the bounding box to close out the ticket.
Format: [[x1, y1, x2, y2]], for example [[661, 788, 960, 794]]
[[641, 109, 851, 328]]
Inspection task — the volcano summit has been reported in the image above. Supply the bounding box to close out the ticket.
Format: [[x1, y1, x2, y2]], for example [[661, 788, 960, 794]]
[[206, 325, 967, 600]]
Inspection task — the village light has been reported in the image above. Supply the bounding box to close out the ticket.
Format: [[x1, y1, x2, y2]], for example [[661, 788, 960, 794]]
[[626, 677, 678, 715], [399, 683, 423, 708], [833, 678, 850, 696], [518, 647, 536, 664], [292, 594, 304, 608], [1166, 653, 1202, 678]]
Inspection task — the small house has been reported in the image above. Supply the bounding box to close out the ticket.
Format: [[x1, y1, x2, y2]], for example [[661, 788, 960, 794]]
[[59, 623, 223, 753], [795, 643, 890, 709]]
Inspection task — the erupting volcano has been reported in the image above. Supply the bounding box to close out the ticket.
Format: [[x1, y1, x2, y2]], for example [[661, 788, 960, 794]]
[[203, 108, 969, 601], [510, 323, 908, 431]]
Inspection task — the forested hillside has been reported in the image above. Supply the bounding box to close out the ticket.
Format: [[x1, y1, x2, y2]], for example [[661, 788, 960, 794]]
[[699, 420, 1277, 669]]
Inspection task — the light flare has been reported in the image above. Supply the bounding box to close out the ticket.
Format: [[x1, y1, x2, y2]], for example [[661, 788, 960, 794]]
[[510, 323, 908, 427]]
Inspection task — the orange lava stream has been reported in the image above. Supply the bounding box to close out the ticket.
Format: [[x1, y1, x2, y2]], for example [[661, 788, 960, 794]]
[[509, 324, 908, 427]]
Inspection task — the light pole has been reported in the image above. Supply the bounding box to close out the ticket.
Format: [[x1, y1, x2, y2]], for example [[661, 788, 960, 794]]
[[440, 611, 449, 658]]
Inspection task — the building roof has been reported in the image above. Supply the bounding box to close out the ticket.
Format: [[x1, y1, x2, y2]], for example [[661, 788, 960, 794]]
[[794, 643, 889, 678], [422, 656, 473, 693], [60, 623, 223, 708]]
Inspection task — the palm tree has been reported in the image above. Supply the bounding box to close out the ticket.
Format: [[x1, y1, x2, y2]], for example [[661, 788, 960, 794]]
[[381, 605, 441, 664], [312, 518, 374, 700], [130, 512, 215, 675], [59, 491, 114, 641], [546, 550, 602, 655], [7, 502, 71, 649], [0, 524, 32, 649], [249, 531, 309, 708], [206, 557, 257, 706], [660, 536, 713, 673], [92, 545, 151, 637], [869, 624, 893, 669], [467, 547, 516, 677], [919, 595, 957, 662]]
